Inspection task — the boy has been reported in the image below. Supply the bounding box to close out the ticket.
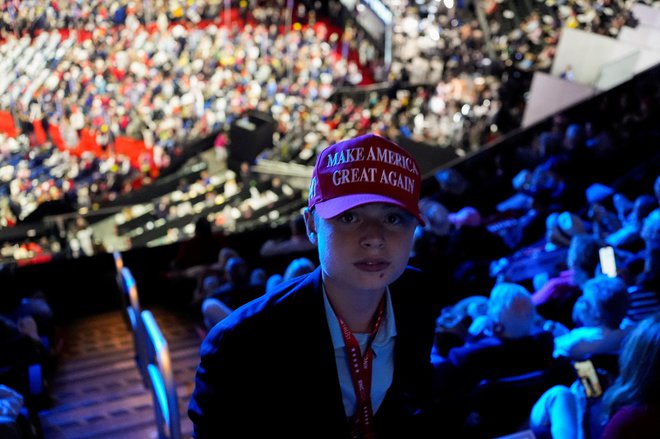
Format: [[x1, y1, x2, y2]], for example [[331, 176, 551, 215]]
[[189, 133, 438, 438]]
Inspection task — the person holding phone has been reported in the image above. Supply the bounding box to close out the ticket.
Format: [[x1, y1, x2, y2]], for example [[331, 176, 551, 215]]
[[573, 359, 603, 398], [599, 246, 618, 278], [529, 276, 633, 439], [532, 233, 601, 328], [432, 282, 555, 436], [554, 276, 631, 361]]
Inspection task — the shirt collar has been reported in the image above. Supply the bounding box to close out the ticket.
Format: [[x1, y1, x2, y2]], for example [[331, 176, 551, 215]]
[[323, 286, 397, 350]]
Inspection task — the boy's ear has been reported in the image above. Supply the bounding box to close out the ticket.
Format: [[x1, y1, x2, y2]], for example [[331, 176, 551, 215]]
[[303, 208, 317, 244]]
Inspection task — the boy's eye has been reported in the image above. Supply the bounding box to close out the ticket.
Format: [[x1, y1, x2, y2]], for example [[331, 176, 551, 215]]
[[386, 214, 403, 225], [386, 210, 416, 226], [338, 212, 357, 223]]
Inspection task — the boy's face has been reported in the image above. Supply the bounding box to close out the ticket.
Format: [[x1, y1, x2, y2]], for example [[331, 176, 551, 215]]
[[305, 203, 417, 296]]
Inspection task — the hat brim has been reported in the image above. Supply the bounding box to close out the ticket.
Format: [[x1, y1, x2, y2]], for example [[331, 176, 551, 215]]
[[314, 194, 425, 226]]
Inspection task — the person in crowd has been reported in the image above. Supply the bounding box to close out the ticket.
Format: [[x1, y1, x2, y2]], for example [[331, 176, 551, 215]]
[[70, 215, 95, 258], [0, 314, 51, 398], [170, 216, 226, 272], [529, 313, 659, 439], [282, 257, 316, 281], [432, 295, 489, 357], [188, 246, 240, 308], [560, 64, 575, 81], [529, 276, 633, 439], [532, 233, 601, 328], [586, 183, 621, 241], [264, 272, 284, 294], [198, 295, 232, 334], [205, 256, 261, 311], [0, 384, 25, 439], [11, 291, 56, 351], [553, 276, 631, 360], [163, 216, 228, 306], [530, 382, 585, 439], [544, 211, 586, 252], [654, 176, 660, 206], [189, 133, 439, 437], [444, 205, 511, 297], [431, 168, 470, 212], [634, 207, 660, 295], [617, 208, 660, 323], [265, 256, 317, 294], [249, 267, 268, 289], [200, 255, 265, 330], [433, 282, 554, 389], [605, 194, 657, 252], [213, 131, 229, 170], [259, 213, 316, 259], [447, 206, 510, 260], [193, 273, 222, 317], [432, 282, 556, 436], [600, 313, 660, 439], [409, 198, 454, 296]]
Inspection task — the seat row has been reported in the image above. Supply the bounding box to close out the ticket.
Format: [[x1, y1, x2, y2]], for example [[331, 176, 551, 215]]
[[113, 251, 182, 439]]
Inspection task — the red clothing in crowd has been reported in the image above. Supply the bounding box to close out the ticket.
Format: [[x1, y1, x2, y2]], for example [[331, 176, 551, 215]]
[[531, 269, 579, 306], [601, 404, 660, 439]]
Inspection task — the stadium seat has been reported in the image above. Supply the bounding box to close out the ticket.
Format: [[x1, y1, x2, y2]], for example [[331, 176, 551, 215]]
[[141, 310, 182, 439], [462, 356, 574, 439], [627, 286, 660, 323], [119, 267, 150, 387]]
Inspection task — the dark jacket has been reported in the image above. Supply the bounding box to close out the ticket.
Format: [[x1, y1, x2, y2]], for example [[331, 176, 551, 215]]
[[188, 266, 438, 438]]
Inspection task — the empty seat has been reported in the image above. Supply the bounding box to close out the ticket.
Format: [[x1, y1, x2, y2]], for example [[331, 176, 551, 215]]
[[141, 310, 182, 439], [119, 267, 150, 386]]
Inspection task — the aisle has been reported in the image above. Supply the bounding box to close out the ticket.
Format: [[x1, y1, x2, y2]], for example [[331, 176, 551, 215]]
[[38, 308, 200, 439]]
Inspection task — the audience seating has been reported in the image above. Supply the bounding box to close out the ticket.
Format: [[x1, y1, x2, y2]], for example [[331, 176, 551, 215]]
[[118, 266, 150, 387], [112, 252, 129, 326], [463, 370, 549, 438], [627, 286, 660, 322], [140, 310, 182, 439], [462, 357, 574, 439]]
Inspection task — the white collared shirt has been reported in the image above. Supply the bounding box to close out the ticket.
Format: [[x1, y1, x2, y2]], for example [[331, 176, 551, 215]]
[[323, 288, 397, 417]]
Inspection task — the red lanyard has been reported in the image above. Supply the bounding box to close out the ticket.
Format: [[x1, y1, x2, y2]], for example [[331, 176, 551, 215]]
[[337, 297, 386, 439]]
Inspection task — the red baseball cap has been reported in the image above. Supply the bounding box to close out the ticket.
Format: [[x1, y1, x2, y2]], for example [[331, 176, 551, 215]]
[[308, 133, 425, 225]]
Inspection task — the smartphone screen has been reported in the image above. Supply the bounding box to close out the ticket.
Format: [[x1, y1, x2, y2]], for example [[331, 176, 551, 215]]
[[599, 246, 617, 278], [574, 360, 603, 398]]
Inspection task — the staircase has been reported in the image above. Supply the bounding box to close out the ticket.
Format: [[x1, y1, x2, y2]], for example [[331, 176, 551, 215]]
[[38, 308, 200, 439]]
